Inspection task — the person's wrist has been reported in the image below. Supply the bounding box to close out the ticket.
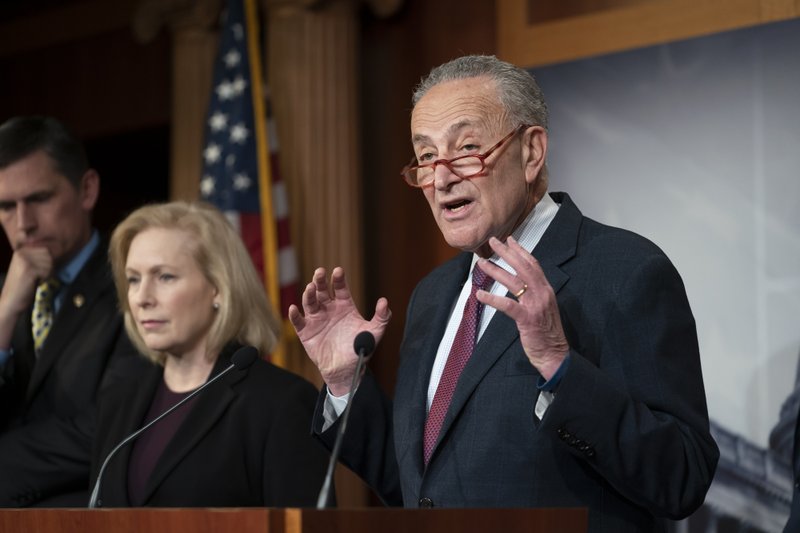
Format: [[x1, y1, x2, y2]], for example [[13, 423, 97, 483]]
[[0, 295, 25, 321], [534, 349, 568, 381], [327, 381, 353, 397], [322, 362, 362, 397]]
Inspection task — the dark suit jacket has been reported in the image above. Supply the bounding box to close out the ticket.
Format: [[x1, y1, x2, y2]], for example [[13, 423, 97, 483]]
[[315, 192, 719, 532], [0, 242, 140, 507], [91, 344, 329, 507]]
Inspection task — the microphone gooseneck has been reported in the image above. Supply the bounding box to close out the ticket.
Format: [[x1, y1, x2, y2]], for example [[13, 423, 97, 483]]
[[316, 331, 376, 509], [87, 345, 257, 508]]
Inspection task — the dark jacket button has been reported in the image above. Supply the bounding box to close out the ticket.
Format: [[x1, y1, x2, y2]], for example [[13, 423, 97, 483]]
[[419, 497, 434, 508]]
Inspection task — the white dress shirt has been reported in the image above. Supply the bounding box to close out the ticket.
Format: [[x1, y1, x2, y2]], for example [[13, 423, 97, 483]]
[[324, 193, 560, 426]]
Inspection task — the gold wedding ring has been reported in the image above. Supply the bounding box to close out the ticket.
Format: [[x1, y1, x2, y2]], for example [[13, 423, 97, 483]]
[[513, 283, 528, 299]]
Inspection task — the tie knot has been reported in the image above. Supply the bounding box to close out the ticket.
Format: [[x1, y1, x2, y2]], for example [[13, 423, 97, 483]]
[[471, 265, 493, 291], [35, 278, 60, 301], [32, 278, 61, 352]]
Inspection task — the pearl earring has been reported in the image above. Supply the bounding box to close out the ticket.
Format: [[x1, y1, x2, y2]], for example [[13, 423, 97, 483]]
[[213, 302, 220, 310]]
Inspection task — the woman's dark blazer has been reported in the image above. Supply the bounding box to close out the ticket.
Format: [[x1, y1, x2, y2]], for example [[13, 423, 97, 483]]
[[90, 343, 328, 507]]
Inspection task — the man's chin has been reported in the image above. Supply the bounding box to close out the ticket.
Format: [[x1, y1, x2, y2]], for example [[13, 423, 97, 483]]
[[443, 234, 483, 255]]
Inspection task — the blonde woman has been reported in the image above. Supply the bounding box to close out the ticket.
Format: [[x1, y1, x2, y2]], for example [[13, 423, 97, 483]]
[[91, 201, 326, 507]]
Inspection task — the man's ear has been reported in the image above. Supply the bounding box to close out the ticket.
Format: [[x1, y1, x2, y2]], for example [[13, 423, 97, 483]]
[[521, 126, 547, 185], [79, 169, 100, 211]]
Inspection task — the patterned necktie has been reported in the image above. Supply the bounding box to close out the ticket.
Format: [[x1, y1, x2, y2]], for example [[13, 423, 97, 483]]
[[32, 278, 60, 351], [423, 265, 493, 465]]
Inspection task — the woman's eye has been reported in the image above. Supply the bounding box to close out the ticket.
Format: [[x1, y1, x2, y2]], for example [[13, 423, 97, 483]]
[[461, 144, 479, 152], [159, 273, 175, 281], [126, 277, 139, 285]]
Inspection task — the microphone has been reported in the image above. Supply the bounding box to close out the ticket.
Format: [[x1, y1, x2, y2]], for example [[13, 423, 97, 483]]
[[316, 331, 376, 509], [87, 345, 258, 508]]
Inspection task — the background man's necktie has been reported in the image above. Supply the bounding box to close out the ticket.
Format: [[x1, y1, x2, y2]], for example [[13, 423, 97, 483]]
[[423, 266, 493, 465], [32, 278, 60, 352]]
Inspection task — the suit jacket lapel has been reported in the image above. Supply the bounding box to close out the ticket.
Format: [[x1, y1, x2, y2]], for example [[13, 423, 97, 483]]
[[140, 349, 244, 503], [428, 193, 581, 462], [533, 192, 581, 290], [26, 245, 112, 401], [102, 361, 162, 505]]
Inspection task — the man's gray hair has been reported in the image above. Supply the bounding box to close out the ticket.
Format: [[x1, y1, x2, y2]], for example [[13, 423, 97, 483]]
[[412, 55, 548, 130]]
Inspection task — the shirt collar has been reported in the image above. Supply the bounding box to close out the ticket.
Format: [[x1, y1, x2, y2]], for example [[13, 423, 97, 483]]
[[56, 230, 100, 285], [471, 191, 560, 274]]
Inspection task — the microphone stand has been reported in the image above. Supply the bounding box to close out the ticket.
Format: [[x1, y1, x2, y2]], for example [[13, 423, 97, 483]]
[[316, 333, 374, 509]]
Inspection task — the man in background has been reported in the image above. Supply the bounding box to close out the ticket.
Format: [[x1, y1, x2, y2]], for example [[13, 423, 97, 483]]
[[0, 116, 138, 506]]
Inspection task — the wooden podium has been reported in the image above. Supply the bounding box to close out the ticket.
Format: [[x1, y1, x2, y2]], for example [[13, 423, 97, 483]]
[[0, 507, 587, 533]]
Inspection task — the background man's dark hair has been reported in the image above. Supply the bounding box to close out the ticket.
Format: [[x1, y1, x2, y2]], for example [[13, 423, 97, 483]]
[[0, 116, 89, 188]]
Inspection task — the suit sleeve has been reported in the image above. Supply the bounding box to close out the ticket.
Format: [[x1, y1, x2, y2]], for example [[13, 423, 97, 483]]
[[0, 409, 95, 507], [539, 252, 719, 519], [0, 332, 142, 507], [312, 372, 403, 506]]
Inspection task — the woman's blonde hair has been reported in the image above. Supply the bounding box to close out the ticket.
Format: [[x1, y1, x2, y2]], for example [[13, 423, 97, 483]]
[[109, 201, 280, 364]]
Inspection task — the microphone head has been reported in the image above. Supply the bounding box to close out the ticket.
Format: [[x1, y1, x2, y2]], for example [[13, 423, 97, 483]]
[[231, 346, 259, 370], [353, 331, 376, 357]]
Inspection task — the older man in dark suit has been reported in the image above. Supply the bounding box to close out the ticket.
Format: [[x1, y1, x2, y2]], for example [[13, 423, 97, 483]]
[[289, 55, 719, 532], [0, 116, 139, 506]]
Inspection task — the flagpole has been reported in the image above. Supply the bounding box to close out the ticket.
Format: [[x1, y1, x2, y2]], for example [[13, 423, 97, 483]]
[[243, 0, 287, 366]]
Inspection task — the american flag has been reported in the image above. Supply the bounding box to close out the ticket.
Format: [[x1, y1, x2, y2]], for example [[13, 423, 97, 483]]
[[200, 0, 298, 366]]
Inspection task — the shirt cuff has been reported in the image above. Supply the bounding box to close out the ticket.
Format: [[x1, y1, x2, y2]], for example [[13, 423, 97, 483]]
[[537, 354, 570, 392], [321, 388, 352, 432]]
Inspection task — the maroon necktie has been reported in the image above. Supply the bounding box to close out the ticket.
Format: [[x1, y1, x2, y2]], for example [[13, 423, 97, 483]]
[[423, 266, 492, 465]]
